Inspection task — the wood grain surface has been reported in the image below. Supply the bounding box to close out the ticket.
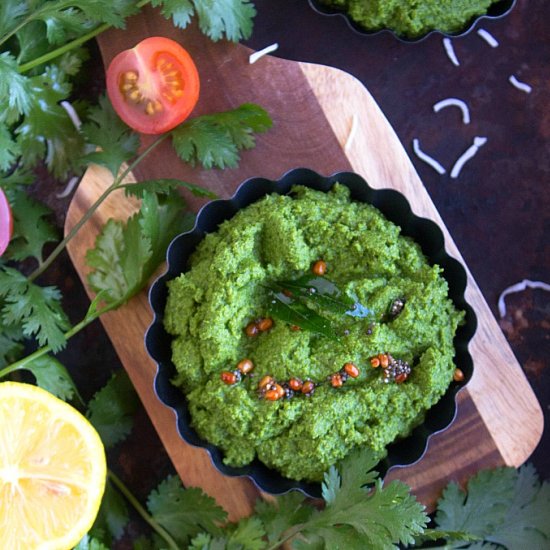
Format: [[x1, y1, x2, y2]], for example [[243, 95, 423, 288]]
[[65, 6, 543, 519]]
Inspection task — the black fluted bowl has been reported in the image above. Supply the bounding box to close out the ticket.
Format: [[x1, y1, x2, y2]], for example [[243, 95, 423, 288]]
[[308, 0, 516, 43], [146, 168, 477, 498]]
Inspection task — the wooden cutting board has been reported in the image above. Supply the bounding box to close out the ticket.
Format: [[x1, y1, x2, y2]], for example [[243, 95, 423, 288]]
[[65, 6, 543, 520]]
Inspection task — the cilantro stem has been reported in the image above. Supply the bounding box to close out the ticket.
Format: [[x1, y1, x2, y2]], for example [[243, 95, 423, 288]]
[[28, 133, 168, 283], [18, 23, 110, 73], [108, 469, 180, 550], [265, 524, 307, 550], [17, 0, 152, 74], [0, 298, 123, 379]]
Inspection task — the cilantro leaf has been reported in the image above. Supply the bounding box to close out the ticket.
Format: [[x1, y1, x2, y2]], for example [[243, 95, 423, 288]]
[[0, 323, 25, 368], [0, 52, 32, 118], [0, 166, 34, 189], [15, 65, 85, 177], [171, 103, 272, 169], [435, 467, 516, 540], [86, 370, 139, 448], [254, 492, 311, 544], [91, 479, 130, 543], [153, 0, 255, 42], [18, 354, 77, 401], [26, 0, 139, 46], [193, 0, 256, 42], [5, 187, 58, 264], [87, 190, 191, 303], [0, 122, 21, 171], [123, 178, 217, 200], [73, 534, 110, 550], [435, 465, 550, 549], [0, 266, 69, 351], [302, 448, 428, 548], [226, 516, 266, 550], [81, 95, 139, 177], [15, 20, 50, 65], [0, 1, 28, 39], [147, 476, 227, 545], [151, 0, 194, 29]]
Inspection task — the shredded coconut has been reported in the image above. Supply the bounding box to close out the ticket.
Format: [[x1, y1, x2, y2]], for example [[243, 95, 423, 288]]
[[477, 28, 499, 48], [433, 98, 471, 124], [344, 114, 358, 152], [60, 100, 83, 130], [412, 138, 446, 175], [509, 75, 532, 94], [498, 279, 550, 317], [56, 176, 80, 199], [450, 136, 487, 179], [249, 43, 279, 64], [443, 38, 460, 67]]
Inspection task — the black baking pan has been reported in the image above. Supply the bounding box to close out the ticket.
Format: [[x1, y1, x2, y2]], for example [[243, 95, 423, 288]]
[[145, 168, 477, 498], [308, 0, 516, 43]]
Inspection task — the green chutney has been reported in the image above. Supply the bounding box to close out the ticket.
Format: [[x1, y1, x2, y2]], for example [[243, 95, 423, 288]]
[[164, 185, 464, 481], [317, 0, 500, 37]]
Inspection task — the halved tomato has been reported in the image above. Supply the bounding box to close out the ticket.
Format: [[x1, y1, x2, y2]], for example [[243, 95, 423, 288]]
[[106, 36, 200, 135], [0, 187, 13, 257]]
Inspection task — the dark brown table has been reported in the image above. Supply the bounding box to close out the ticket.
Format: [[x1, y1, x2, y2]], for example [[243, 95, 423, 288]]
[[38, 0, 548, 545]]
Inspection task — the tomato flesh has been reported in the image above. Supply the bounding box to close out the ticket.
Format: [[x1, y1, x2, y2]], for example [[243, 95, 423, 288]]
[[106, 37, 200, 135], [0, 187, 13, 257]]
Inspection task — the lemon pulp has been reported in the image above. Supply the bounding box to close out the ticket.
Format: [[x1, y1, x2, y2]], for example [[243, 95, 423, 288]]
[[0, 382, 106, 550]]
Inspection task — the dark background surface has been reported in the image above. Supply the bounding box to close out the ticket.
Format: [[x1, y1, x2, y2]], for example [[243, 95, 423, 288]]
[[36, 0, 548, 544]]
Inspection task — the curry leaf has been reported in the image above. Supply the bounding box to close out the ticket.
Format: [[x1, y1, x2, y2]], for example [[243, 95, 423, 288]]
[[267, 290, 337, 339]]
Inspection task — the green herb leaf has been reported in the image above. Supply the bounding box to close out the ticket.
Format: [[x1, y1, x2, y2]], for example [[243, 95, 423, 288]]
[[435, 465, 550, 548], [0, 52, 32, 117], [73, 534, 110, 550], [303, 448, 428, 548], [254, 491, 311, 544], [18, 354, 77, 401], [0, 122, 21, 171], [0, 1, 28, 40], [124, 178, 217, 200], [0, 323, 25, 368], [153, 0, 255, 42], [0, 266, 69, 351], [5, 187, 58, 265], [171, 104, 272, 169], [147, 476, 227, 545], [87, 190, 191, 304], [91, 480, 130, 543], [15, 65, 85, 177], [273, 275, 372, 317], [188, 533, 227, 550], [86, 370, 139, 448], [151, 0, 194, 29], [267, 290, 336, 339], [81, 95, 140, 177], [226, 516, 266, 550]]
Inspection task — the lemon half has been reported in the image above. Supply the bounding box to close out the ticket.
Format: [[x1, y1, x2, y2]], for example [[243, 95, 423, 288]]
[[0, 382, 106, 550]]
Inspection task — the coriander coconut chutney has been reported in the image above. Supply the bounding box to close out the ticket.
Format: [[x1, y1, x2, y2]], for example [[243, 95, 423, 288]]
[[317, 0, 500, 37], [164, 185, 464, 481]]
